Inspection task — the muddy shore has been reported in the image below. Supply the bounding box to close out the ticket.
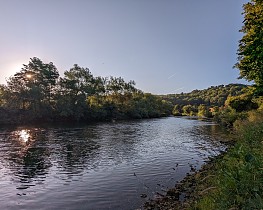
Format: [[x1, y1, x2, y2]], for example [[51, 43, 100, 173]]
[[143, 153, 225, 210]]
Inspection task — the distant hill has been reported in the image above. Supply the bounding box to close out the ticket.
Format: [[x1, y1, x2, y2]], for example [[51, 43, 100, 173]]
[[160, 84, 247, 107]]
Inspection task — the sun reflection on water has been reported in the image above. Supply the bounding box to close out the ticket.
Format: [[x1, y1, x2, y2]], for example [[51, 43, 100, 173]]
[[18, 129, 31, 143]]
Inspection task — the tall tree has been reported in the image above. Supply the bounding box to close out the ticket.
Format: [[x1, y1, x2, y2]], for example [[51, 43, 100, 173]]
[[60, 64, 95, 96], [6, 57, 59, 111], [0, 85, 6, 107], [105, 76, 138, 107], [235, 0, 263, 92], [56, 64, 97, 121]]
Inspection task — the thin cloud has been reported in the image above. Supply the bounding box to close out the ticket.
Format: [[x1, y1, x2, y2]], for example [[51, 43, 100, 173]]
[[168, 73, 176, 79]]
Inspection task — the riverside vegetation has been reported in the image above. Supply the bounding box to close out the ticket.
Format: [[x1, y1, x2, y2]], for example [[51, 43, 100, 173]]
[[144, 108, 263, 210], [145, 0, 263, 209], [1, 64, 262, 210], [0, 0, 262, 209], [0, 59, 249, 126], [189, 1, 263, 208], [0, 58, 173, 125], [143, 94, 263, 208], [190, 111, 263, 210]]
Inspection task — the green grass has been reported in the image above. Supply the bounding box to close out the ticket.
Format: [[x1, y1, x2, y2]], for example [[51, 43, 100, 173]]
[[191, 113, 263, 210]]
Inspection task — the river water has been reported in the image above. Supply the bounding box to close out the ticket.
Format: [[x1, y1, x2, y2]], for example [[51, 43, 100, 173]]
[[0, 117, 227, 210]]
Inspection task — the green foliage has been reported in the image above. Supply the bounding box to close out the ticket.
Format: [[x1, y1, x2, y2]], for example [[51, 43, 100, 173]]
[[213, 107, 247, 127], [254, 96, 263, 110], [88, 93, 173, 120], [217, 143, 263, 209], [164, 84, 248, 118], [225, 93, 258, 112], [209, 106, 220, 116], [61, 64, 97, 96], [197, 104, 211, 118], [172, 104, 182, 116], [0, 85, 6, 107], [4, 57, 59, 117], [162, 84, 247, 107], [182, 104, 197, 116], [0, 57, 173, 124], [235, 0, 263, 92], [193, 114, 263, 210]]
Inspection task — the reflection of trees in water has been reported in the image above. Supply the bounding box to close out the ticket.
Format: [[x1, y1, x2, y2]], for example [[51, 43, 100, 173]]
[[51, 128, 101, 175], [1, 122, 150, 190], [5, 129, 52, 189], [2, 127, 102, 189], [188, 124, 227, 157], [94, 122, 141, 164]]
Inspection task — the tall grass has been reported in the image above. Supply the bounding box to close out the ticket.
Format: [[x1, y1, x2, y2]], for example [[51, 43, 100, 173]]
[[192, 110, 263, 210]]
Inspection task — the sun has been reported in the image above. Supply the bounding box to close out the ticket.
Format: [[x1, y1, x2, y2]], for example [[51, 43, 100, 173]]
[[18, 129, 31, 143], [26, 74, 32, 79]]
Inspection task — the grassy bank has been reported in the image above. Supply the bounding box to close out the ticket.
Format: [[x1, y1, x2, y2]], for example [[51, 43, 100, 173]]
[[144, 110, 263, 210], [191, 112, 263, 210]]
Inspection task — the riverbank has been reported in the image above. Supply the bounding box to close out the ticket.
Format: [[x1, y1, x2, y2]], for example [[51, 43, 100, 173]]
[[144, 111, 263, 209], [143, 153, 226, 210], [0, 107, 173, 126]]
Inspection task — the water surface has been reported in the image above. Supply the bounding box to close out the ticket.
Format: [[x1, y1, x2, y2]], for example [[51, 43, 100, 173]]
[[0, 117, 227, 210]]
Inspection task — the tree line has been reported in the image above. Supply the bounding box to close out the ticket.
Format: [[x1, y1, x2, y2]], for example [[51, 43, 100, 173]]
[[0, 57, 256, 125], [0, 57, 173, 124], [2, 0, 262, 127], [159, 84, 253, 117], [163, 0, 263, 120]]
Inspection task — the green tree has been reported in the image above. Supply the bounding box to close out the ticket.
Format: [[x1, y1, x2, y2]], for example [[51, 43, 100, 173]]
[[0, 85, 6, 107], [172, 104, 182, 116], [56, 64, 96, 121], [61, 64, 96, 96], [6, 70, 33, 109], [6, 57, 59, 113], [198, 104, 211, 117], [104, 77, 138, 115], [225, 93, 258, 112], [235, 0, 263, 92], [182, 105, 197, 116]]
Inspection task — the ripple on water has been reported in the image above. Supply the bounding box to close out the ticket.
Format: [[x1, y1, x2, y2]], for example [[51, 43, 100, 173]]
[[0, 117, 227, 210]]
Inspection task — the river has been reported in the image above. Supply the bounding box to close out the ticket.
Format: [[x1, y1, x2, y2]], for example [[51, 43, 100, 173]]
[[0, 117, 227, 210]]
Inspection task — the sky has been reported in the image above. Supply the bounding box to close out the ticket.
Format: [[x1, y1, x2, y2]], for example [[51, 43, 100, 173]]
[[0, 0, 249, 94]]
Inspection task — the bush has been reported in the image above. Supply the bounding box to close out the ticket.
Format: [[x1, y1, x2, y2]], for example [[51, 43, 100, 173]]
[[225, 94, 258, 112], [194, 117, 263, 210], [214, 107, 247, 127]]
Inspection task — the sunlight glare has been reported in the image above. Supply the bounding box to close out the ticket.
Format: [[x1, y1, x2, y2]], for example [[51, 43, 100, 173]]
[[19, 130, 31, 143], [26, 74, 32, 79]]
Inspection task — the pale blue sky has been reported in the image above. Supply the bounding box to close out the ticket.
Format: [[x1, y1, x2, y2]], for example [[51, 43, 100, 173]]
[[0, 0, 249, 94]]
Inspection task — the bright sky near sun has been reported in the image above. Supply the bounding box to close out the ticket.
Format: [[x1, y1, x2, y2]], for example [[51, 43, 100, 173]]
[[0, 0, 249, 94]]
